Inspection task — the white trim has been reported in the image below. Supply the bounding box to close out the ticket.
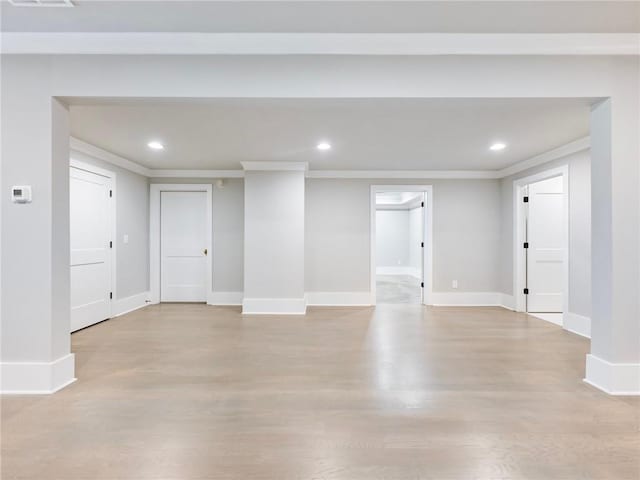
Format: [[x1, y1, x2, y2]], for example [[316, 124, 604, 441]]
[[528, 312, 563, 326], [150, 169, 244, 178], [307, 170, 497, 179], [69, 158, 117, 321], [497, 136, 589, 178], [0, 354, 76, 394], [241, 161, 308, 171], [242, 297, 307, 315], [71, 137, 149, 176], [3, 33, 639, 56], [112, 291, 151, 317], [563, 312, 591, 338], [500, 294, 516, 310], [513, 165, 569, 314], [207, 291, 244, 306], [370, 185, 433, 306], [584, 354, 640, 396], [431, 291, 507, 307], [149, 184, 213, 304], [70, 137, 589, 181], [305, 292, 373, 306]]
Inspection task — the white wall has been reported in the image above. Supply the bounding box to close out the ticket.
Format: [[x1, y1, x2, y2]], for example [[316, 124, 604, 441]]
[[500, 150, 591, 318], [376, 209, 410, 270], [72, 150, 150, 300], [306, 178, 501, 295]]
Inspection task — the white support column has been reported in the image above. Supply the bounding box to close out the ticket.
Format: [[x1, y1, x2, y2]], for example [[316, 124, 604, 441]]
[[0, 57, 75, 393], [586, 98, 640, 395], [241, 162, 307, 314]]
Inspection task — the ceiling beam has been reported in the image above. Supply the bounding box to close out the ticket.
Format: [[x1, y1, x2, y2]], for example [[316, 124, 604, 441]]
[[3, 33, 639, 55]]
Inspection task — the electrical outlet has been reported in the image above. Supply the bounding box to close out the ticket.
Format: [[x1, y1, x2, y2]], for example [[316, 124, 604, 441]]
[[123, 234, 129, 244], [452, 280, 458, 289]]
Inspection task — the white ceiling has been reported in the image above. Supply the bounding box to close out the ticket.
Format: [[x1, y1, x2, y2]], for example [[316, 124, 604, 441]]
[[68, 98, 592, 171], [2, 1, 639, 34]]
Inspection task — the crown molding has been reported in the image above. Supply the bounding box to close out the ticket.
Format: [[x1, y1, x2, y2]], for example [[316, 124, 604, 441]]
[[70, 136, 589, 181], [307, 170, 498, 179], [496, 136, 590, 178], [3, 33, 639, 56], [70, 137, 151, 176], [148, 169, 245, 178]]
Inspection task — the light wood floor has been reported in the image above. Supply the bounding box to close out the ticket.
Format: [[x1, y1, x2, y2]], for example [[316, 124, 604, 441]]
[[2, 304, 639, 480]]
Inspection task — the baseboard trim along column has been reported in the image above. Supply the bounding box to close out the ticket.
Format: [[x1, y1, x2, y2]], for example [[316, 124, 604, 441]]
[[584, 354, 640, 395], [112, 291, 151, 317], [1, 353, 76, 394], [305, 292, 372, 306], [207, 291, 244, 306], [242, 297, 307, 315], [431, 291, 511, 308], [563, 312, 591, 338]]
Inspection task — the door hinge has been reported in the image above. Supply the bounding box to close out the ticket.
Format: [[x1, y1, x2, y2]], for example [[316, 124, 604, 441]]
[[523, 242, 529, 249], [109, 292, 113, 300], [523, 196, 529, 203], [109, 190, 113, 198], [421, 201, 424, 207], [421, 242, 424, 248], [421, 282, 424, 288], [523, 288, 529, 295], [109, 241, 113, 249]]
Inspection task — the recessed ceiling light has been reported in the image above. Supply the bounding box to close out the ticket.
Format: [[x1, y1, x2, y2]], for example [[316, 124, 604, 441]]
[[147, 141, 164, 150], [490, 142, 506, 151], [316, 142, 332, 151]]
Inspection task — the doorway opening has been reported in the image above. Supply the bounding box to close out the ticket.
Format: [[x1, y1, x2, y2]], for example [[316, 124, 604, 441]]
[[514, 167, 568, 326], [370, 185, 432, 306]]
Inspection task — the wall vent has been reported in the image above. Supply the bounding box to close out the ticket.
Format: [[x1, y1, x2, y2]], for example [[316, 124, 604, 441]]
[[8, 0, 74, 7]]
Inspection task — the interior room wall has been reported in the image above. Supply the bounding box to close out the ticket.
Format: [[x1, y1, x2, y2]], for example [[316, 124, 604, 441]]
[[71, 149, 150, 300], [376, 209, 410, 272], [499, 149, 591, 318], [305, 178, 501, 296]]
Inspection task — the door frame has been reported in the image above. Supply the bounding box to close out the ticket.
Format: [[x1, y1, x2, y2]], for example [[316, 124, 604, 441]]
[[370, 185, 433, 306], [150, 184, 213, 304], [513, 165, 569, 317], [69, 157, 117, 320]]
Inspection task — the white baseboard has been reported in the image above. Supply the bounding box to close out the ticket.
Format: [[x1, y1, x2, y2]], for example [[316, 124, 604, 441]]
[[112, 291, 150, 318], [431, 291, 507, 307], [242, 297, 307, 315], [584, 354, 640, 395], [376, 266, 421, 278], [500, 294, 516, 310], [306, 291, 373, 306], [563, 312, 591, 338], [1, 353, 76, 394], [207, 291, 243, 306]]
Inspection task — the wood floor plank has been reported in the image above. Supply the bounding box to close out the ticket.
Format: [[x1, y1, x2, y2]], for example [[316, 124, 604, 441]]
[[2, 304, 638, 479]]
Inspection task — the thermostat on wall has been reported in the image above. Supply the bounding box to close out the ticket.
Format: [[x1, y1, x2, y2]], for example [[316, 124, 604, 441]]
[[12, 186, 32, 204]]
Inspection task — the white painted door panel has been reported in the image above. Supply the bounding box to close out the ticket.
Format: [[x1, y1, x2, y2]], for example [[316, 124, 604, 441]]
[[70, 167, 112, 332], [527, 176, 564, 313], [161, 191, 208, 302]]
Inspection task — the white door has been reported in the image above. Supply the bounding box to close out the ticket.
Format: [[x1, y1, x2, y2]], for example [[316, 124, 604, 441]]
[[70, 167, 113, 332], [161, 191, 208, 302], [526, 176, 564, 313]]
